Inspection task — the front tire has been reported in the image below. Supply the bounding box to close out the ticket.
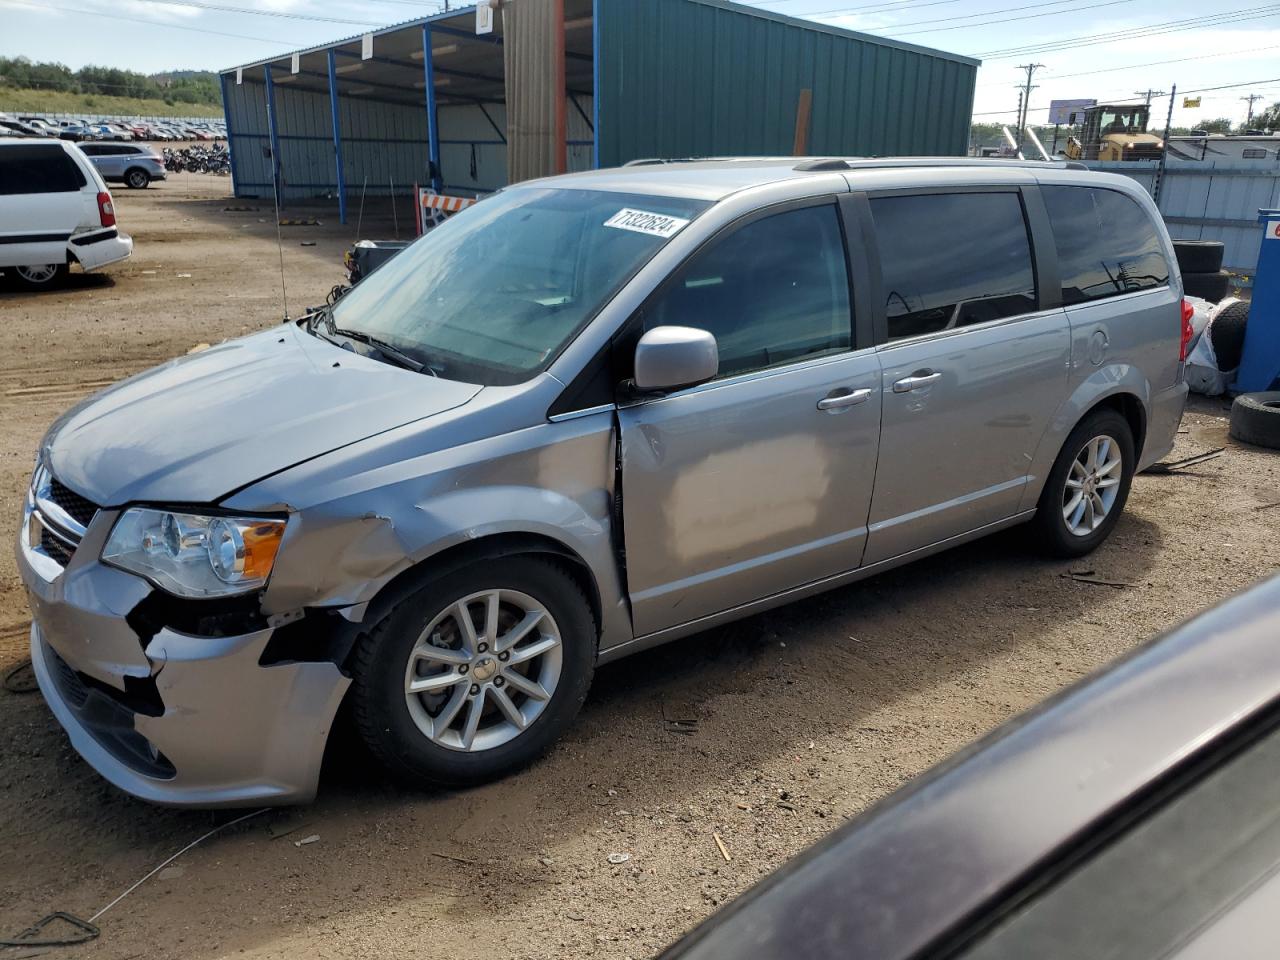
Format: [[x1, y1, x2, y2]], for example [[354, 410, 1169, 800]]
[[125, 168, 150, 189], [1032, 409, 1135, 557], [351, 556, 596, 789]]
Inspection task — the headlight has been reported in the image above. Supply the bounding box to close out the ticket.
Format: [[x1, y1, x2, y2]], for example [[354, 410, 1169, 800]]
[[103, 508, 286, 598]]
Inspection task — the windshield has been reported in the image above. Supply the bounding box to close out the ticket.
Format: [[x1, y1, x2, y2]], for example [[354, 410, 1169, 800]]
[[1099, 107, 1147, 135], [328, 187, 711, 385]]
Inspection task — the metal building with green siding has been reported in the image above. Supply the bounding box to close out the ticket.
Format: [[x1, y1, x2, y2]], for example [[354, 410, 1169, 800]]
[[221, 0, 977, 222], [595, 0, 978, 165]]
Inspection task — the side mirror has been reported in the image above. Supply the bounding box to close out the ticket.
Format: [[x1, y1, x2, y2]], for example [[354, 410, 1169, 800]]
[[633, 326, 719, 393]]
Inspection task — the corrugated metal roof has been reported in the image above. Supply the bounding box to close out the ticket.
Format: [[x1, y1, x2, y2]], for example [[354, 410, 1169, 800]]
[[221, 6, 480, 75], [221, 0, 978, 74]]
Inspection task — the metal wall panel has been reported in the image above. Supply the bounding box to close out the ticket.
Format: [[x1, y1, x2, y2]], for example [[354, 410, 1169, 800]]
[[1090, 160, 1280, 281], [594, 0, 977, 166], [222, 76, 433, 201]]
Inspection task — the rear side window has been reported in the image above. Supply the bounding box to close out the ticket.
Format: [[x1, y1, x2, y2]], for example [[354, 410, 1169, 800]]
[[871, 192, 1037, 341], [0, 144, 87, 195], [1042, 186, 1169, 305]]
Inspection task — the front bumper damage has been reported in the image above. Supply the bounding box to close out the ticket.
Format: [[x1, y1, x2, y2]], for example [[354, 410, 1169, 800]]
[[18, 508, 349, 808]]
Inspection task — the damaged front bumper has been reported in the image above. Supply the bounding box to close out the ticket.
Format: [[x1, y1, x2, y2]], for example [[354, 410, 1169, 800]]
[[17, 509, 349, 808]]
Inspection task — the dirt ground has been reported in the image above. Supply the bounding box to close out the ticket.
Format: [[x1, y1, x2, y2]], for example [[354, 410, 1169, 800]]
[[0, 176, 1277, 960]]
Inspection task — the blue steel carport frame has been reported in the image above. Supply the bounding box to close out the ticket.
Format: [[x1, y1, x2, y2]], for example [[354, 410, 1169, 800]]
[[263, 65, 282, 202], [218, 71, 242, 193], [327, 50, 348, 224], [422, 23, 443, 193], [592, 0, 601, 168]]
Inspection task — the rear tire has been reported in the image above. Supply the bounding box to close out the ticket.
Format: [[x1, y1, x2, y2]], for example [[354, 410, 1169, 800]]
[[1182, 270, 1230, 303], [1032, 409, 1136, 558], [350, 556, 596, 789], [1209, 300, 1250, 372], [125, 168, 150, 189], [1173, 240, 1224, 274], [9, 262, 67, 290]]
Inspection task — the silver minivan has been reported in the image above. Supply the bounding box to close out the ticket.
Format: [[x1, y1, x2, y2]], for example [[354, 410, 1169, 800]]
[[18, 159, 1190, 806]]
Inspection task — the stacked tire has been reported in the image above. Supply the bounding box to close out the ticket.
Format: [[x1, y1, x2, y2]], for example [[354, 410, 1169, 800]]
[[1174, 240, 1230, 302], [1230, 393, 1280, 450]]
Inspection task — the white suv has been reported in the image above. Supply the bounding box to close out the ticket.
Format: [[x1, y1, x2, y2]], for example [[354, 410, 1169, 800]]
[[0, 137, 133, 289]]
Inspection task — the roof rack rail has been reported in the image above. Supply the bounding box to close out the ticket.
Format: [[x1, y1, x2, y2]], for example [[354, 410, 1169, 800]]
[[793, 158, 852, 171]]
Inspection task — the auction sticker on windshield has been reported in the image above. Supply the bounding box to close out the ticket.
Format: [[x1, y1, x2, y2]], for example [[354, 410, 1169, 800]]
[[604, 208, 691, 239]]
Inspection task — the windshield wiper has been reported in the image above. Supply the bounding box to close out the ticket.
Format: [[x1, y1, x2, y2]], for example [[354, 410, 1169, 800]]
[[309, 308, 429, 374], [333, 326, 427, 373]]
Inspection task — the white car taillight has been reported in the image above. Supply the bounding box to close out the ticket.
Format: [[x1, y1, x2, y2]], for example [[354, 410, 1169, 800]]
[[97, 191, 116, 228]]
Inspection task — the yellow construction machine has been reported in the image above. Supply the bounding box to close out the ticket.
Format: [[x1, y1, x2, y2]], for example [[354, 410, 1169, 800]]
[[1065, 104, 1164, 161]]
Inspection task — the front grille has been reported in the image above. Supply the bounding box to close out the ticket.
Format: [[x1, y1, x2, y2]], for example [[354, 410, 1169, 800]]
[[49, 646, 90, 709], [39, 528, 75, 567], [47, 477, 98, 528], [41, 642, 175, 779]]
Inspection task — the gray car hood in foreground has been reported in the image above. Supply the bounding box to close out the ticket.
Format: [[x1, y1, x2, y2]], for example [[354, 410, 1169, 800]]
[[45, 323, 481, 505]]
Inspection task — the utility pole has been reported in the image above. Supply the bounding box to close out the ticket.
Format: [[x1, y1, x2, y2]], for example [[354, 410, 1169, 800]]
[[1154, 85, 1176, 207], [1242, 93, 1264, 126], [1134, 88, 1166, 106], [1015, 63, 1043, 149], [1013, 89, 1023, 156]]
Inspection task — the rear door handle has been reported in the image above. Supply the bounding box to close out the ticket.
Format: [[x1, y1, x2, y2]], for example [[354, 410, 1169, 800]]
[[817, 387, 873, 411], [892, 371, 942, 393]]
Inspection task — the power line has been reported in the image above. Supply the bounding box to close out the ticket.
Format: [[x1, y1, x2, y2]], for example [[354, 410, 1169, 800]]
[[11, 2, 301, 45], [1134, 88, 1166, 106], [882, 0, 1139, 36], [978, 3, 1280, 58], [749, 0, 969, 17], [971, 77, 1280, 117], [116, 0, 388, 26], [975, 43, 1280, 89]]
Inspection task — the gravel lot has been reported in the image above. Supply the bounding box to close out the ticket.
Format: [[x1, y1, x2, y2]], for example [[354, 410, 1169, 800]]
[[1, 177, 1276, 960]]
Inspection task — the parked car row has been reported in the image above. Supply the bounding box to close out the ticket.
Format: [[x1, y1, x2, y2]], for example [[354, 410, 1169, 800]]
[[0, 114, 225, 143]]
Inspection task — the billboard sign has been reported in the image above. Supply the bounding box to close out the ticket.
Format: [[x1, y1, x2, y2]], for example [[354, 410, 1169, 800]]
[[1048, 98, 1096, 125]]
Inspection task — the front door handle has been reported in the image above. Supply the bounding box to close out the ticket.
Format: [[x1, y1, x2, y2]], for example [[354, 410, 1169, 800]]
[[892, 370, 943, 393], [817, 387, 873, 411]]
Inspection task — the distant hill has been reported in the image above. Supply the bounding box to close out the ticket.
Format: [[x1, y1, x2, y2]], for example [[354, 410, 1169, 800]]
[[0, 56, 221, 107], [0, 86, 223, 119]]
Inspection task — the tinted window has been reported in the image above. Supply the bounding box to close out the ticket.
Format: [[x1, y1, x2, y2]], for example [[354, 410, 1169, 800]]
[[644, 203, 852, 378], [872, 192, 1037, 341], [0, 144, 86, 195], [1042, 186, 1169, 305], [78, 144, 105, 156]]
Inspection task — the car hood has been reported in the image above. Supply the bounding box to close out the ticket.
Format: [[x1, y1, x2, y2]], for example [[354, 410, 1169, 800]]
[[45, 323, 482, 506]]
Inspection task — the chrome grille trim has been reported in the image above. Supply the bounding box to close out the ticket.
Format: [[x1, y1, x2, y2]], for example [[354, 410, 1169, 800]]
[[31, 465, 96, 542]]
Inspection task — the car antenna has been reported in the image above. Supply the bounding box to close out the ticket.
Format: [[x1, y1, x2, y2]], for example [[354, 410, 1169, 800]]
[[270, 152, 289, 321], [355, 175, 368, 241]]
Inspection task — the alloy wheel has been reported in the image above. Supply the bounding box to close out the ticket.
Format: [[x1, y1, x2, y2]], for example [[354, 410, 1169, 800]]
[[403, 588, 563, 752], [1062, 434, 1123, 537], [15, 264, 59, 285]]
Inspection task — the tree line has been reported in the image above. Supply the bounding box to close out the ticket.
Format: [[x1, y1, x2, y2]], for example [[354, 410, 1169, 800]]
[[0, 56, 220, 106]]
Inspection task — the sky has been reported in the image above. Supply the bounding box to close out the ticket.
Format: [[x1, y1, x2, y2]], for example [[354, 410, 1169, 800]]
[[1, 0, 1277, 128]]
